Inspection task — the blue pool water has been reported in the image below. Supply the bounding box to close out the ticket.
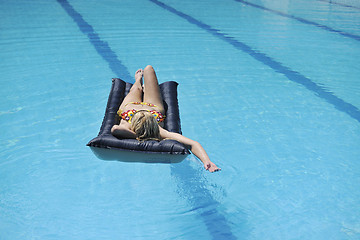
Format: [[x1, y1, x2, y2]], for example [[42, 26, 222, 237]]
[[1, 0, 360, 239]]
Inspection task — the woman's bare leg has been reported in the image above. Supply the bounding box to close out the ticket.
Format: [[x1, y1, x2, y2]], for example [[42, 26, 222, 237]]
[[119, 69, 143, 110], [143, 65, 164, 113]]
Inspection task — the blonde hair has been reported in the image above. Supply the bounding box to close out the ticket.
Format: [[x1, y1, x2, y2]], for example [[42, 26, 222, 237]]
[[131, 111, 161, 141]]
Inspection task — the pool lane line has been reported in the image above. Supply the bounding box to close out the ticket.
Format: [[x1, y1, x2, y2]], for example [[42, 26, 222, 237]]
[[149, 0, 360, 124], [56, 0, 132, 82], [171, 161, 240, 240], [317, 0, 360, 10], [235, 0, 360, 42]]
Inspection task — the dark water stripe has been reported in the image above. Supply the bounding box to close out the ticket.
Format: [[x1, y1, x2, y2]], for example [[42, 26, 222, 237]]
[[149, 0, 360, 124], [318, 0, 360, 10], [171, 161, 239, 240], [56, 0, 132, 82], [235, 0, 360, 42]]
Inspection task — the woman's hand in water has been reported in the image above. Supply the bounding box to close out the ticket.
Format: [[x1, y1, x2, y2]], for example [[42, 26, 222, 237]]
[[204, 161, 221, 173]]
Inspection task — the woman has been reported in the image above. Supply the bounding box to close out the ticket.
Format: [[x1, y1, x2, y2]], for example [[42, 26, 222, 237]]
[[111, 65, 220, 172]]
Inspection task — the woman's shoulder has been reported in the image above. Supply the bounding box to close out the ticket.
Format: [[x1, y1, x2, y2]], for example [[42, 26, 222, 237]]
[[118, 120, 132, 129], [111, 121, 136, 139]]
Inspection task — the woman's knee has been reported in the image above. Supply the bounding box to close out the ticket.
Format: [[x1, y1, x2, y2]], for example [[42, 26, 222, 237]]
[[144, 65, 155, 74]]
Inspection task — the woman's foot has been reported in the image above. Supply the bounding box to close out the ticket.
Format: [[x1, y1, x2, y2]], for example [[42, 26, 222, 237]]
[[135, 69, 143, 84]]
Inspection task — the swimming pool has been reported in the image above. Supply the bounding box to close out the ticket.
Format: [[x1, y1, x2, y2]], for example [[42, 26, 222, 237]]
[[1, 0, 359, 239]]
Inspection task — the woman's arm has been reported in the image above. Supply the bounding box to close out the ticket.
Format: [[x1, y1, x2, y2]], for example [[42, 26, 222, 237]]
[[160, 127, 220, 172], [111, 124, 137, 139]]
